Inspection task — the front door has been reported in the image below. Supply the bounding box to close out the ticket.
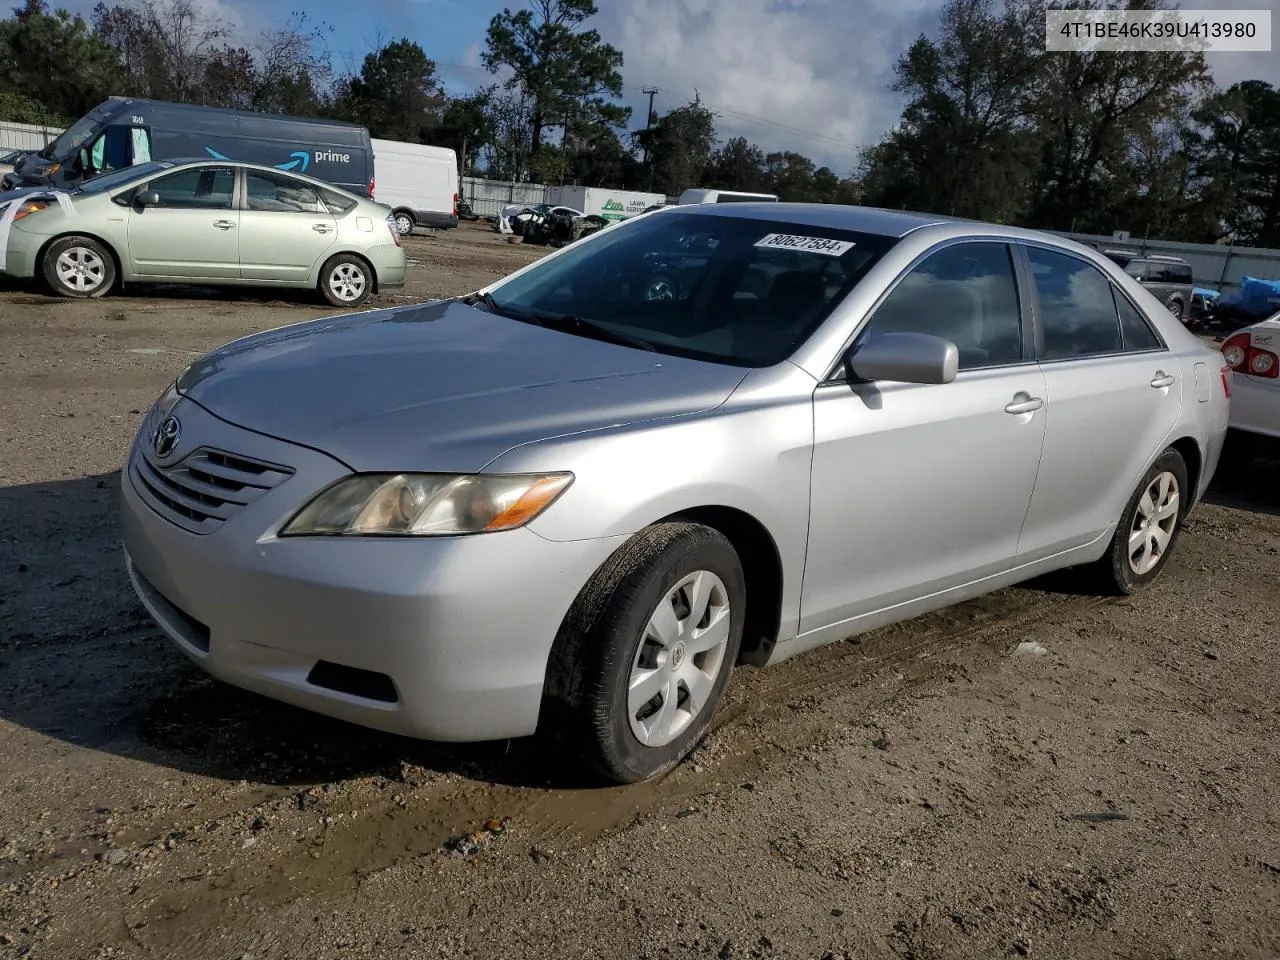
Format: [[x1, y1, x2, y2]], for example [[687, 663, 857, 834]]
[[237, 168, 338, 282], [127, 164, 239, 279], [801, 241, 1047, 634], [1016, 244, 1184, 561]]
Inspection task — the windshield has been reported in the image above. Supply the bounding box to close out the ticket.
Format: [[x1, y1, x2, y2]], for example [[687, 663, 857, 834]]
[[39, 106, 112, 161], [488, 210, 898, 367], [77, 160, 175, 194]]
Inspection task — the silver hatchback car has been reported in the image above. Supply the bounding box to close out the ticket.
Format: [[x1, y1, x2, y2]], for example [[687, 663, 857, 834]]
[[120, 203, 1231, 783]]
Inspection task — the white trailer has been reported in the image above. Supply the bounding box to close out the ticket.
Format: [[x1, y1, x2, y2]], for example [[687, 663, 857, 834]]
[[546, 185, 667, 222]]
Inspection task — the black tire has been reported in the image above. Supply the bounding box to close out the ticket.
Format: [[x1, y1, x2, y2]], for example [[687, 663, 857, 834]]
[[318, 253, 372, 308], [392, 210, 415, 237], [543, 522, 746, 784], [1092, 448, 1190, 595], [1167, 299, 1184, 321], [42, 235, 116, 299]]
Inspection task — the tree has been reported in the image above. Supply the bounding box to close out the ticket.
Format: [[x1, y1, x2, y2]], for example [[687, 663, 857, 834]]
[[482, 87, 535, 181], [0, 0, 125, 118], [1183, 81, 1280, 246], [482, 0, 628, 157], [433, 89, 496, 175], [92, 0, 230, 103], [859, 0, 1044, 221], [1024, 3, 1211, 233], [634, 95, 717, 195], [708, 137, 771, 193], [332, 39, 445, 141]]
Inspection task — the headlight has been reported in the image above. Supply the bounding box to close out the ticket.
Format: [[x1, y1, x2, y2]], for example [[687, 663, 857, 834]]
[[12, 199, 51, 222], [280, 472, 574, 537]]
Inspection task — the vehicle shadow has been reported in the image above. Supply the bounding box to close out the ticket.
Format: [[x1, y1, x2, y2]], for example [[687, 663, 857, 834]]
[[0, 276, 400, 311], [0, 471, 599, 791]]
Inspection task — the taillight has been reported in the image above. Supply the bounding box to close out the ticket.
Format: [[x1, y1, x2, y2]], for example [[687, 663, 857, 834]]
[[386, 215, 401, 247], [453, 191, 459, 216], [1222, 331, 1279, 380], [368, 177, 375, 200], [1221, 364, 1232, 399]]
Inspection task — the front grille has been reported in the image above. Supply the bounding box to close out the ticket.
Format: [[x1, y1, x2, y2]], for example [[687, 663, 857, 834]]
[[131, 443, 294, 534]]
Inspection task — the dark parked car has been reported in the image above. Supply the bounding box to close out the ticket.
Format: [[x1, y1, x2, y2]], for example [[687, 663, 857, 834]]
[[1122, 255, 1195, 321]]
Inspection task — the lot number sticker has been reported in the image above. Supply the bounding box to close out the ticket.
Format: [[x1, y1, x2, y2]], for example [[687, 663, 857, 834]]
[[754, 233, 855, 256]]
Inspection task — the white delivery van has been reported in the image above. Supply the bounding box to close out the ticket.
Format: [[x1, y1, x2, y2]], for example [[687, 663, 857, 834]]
[[546, 185, 667, 222], [371, 138, 460, 235], [678, 188, 778, 204]]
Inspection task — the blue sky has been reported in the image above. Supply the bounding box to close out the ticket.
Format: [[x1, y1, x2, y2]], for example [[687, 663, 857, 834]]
[[48, 0, 1280, 175]]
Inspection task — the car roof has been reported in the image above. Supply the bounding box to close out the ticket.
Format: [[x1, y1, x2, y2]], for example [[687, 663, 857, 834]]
[[665, 202, 1117, 255], [671, 201, 952, 238]]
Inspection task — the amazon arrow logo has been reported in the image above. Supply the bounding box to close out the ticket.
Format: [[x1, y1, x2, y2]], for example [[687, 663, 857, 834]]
[[204, 147, 311, 172]]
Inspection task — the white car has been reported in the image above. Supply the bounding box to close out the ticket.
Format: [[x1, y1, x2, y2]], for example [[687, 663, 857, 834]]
[[1221, 313, 1280, 444]]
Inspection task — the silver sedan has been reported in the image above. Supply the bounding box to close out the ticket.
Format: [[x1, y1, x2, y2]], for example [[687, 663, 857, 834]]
[[120, 203, 1231, 783]]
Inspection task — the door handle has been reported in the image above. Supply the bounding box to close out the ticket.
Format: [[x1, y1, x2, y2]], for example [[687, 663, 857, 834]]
[[312, 224, 333, 233], [1004, 393, 1044, 415], [212, 220, 235, 230], [1150, 372, 1175, 389]]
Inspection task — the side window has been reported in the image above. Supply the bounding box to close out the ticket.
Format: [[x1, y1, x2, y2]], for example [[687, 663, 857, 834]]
[[1172, 264, 1193, 284], [1124, 261, 1146, 280], [147, 166, 235, 209], [862, 242, 1023, 370], [318, 186, 357, 216], [244, 170, 326, 213], [1114, 288, 1164, 352], [1026, 246, 1122, 360]]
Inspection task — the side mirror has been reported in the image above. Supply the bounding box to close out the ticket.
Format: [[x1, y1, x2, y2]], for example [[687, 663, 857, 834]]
[[135, 190, 160, 208], [846, 331, 959, 385]]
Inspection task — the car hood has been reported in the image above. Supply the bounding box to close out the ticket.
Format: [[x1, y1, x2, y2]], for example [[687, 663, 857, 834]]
[[177, 299, 749, 472]]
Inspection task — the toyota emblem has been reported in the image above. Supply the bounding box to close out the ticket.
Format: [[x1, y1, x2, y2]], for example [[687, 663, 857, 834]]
[[152, 416, 181, 458]]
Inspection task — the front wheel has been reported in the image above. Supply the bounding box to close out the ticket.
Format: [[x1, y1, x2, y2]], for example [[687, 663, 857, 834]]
[[545, 522, 745, 783], [1092, 448, 1189, 594], [42, 236, 116, 298], [318, 253, 372, 308]]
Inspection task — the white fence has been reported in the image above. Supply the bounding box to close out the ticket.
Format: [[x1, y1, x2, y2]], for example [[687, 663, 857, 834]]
[[0, 120, 61, 153], [1052, 230, 1280, 295], [459, 176, 551, 218]]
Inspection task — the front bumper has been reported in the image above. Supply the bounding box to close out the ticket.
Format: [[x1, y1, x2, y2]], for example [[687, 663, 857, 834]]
[[120, 396, 626, 741], [0, 226, 40, 279]]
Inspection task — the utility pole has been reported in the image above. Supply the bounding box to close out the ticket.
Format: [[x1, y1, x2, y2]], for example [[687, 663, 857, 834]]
[[641, 86, 659, 164]]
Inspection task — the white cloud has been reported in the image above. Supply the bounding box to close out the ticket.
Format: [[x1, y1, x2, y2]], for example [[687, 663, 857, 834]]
[[597, 0, 939, 172]]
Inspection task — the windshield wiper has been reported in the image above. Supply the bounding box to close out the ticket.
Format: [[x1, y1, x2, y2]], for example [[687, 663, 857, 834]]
[[533, 314, 658, 352]]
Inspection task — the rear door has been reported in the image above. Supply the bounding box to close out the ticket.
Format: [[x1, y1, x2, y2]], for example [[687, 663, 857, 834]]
[[1015, 243, 1183, 562], [237, 168, 337, 282], [126, 164, 239, 279]]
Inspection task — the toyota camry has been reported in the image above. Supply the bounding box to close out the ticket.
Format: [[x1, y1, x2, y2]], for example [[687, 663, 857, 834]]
[[120, 203, 1231, 783]]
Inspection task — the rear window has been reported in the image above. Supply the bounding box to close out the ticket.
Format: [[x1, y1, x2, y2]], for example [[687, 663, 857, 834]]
[[488, 211, 898, 367], [319, 186, 358, 216]]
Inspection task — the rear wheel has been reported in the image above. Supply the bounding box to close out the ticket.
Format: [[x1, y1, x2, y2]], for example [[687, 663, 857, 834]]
[[42, 236, 115, 298], [392, 210, 415, 237], [318, 253, 372, 308], [1167, 299, 1184, 320], [1092, 448, 1189, 595], [544, 522, 745, 783]]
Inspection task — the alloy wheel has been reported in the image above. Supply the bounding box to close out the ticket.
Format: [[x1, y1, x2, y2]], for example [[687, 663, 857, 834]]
[[627, 569, 731, 748], [55, 247, 106, 293], [1128, 470, 1180, 575]]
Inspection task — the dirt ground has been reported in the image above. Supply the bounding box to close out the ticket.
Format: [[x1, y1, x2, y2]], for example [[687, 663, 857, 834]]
[[1, 221, 1278, 960]]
